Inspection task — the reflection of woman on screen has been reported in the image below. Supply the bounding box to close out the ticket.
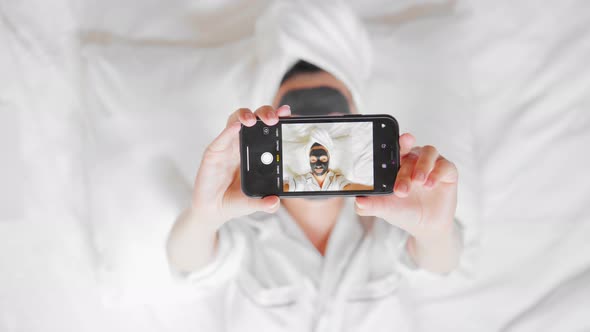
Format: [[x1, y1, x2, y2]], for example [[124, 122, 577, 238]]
[[283, 128, 373, 192]]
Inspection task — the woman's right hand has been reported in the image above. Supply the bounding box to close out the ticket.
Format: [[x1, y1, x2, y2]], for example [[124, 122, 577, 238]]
[[191, 105, 291, 227]]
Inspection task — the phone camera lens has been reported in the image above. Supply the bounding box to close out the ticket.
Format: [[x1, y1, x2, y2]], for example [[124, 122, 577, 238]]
[[263, 127, 270, 135]]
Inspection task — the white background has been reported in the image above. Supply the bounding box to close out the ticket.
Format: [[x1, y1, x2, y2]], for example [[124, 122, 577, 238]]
[[1, 0, 590, 331]]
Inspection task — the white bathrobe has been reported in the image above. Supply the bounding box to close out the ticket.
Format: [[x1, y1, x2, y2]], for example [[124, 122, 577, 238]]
[[183, 200, 420, 331]]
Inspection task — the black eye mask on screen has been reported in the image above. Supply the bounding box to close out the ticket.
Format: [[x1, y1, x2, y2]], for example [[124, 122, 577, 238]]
[[309, 148, 330, 176], [278, 86, 350, 116]]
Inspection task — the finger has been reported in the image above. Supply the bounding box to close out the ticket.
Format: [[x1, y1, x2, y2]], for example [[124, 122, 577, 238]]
[[246, 195, 281, 214], [424, 158, 459, 189], [394, 153, 418, 197], [399, 133, 416, 157], [254, 105, 279, 126], [355, 196, 417, 233], [412, 145, 439, 184], [355, 196, 381, 216], [207, 121, 241, 153], [227, 108, 256, 127], [355, 196, 395, 219], [276, 104, 291, 117]]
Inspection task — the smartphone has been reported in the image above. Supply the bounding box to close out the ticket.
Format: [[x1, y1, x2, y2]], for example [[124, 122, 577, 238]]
[[239, 114, 400, 197]]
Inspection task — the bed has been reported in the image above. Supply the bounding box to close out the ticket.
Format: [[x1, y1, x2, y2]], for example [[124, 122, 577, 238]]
[[1, 0, 589, 330]]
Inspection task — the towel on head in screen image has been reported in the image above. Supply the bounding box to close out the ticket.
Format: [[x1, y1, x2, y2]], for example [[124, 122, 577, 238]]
[[306, 127, 334, 156]]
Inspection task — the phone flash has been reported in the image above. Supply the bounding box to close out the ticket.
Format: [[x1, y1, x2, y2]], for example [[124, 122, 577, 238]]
[[381, 123, 386, 128]]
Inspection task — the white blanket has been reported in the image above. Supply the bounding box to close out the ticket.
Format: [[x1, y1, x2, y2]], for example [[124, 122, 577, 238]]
[[1, 0, 590, 331]]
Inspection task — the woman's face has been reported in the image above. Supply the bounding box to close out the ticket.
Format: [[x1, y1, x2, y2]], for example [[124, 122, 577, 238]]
[[272, 71, 357, 115], [309, 145, 330, 176]]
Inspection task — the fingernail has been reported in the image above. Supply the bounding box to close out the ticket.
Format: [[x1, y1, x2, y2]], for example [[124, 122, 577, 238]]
[[414, 172, 425, 182], [355, 200, 365, 209], [245, 113, 255, 121], [270, 199, 280, 209], [281, 105, 291, 112], [397, 183, 408, 193]]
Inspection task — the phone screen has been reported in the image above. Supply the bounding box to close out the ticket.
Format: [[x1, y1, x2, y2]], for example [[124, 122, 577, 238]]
[[240, 115, 399, 197], [281, 121, 374, 192]]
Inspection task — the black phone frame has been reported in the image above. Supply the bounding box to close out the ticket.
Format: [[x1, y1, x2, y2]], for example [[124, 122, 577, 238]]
[[240, 114, 400, 198]]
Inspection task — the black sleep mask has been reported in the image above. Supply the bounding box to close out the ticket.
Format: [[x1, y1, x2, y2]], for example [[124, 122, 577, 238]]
[[278, 86, 350, 116]]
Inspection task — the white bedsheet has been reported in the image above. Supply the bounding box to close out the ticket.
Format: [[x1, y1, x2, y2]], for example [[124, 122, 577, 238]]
[[1, 0, 590, 331]]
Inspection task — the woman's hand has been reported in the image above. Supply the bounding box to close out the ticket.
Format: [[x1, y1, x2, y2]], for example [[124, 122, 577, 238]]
[[167, 105, 291, 273], [192, 105, 291, 226], [355, 133, 460, 273]]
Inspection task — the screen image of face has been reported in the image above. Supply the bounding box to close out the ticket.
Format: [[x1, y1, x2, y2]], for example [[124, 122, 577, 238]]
[[281, 122, 374, 192]]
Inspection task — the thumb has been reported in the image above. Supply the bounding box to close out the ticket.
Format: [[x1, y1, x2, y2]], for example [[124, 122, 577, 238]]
[[355, 195, 418, 235], [354, 196, 388, 218], [246, 195, 281, 214]]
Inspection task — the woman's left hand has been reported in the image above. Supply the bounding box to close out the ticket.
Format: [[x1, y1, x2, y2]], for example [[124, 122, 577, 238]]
[[355, 133, 460, 271]]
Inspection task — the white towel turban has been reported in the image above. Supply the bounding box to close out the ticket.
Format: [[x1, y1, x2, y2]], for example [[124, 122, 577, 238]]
[[306, 127, 335, 156], [251, 0, 373, 112]]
